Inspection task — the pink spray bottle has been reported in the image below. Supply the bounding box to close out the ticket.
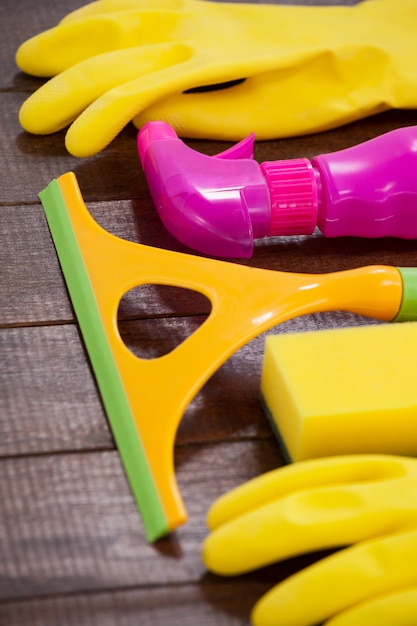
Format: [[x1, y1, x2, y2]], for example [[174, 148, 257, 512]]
[[138, 122, 417, 258]]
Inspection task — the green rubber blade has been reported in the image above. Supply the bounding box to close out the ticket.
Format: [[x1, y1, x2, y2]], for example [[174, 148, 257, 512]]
[[394, 267, 417, 322], [39, 178, 168, 542]]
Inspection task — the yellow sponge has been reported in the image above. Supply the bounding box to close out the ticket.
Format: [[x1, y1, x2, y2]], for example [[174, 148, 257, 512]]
[[261, 322, 417, 463]]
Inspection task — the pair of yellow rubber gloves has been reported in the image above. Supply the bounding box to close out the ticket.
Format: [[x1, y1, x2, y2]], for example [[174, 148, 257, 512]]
[[16, 1, 417, 623], [16, 0, 417, 157]]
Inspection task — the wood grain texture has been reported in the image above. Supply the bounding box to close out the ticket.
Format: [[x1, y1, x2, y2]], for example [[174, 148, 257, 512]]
[[1, 0, 417, 624], [0, 441, 289, 598], [0, 582, 271, 626]]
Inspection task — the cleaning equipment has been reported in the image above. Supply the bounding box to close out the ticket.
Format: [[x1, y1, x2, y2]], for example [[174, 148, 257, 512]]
[[202, 454, 417, 626], [16, 0, 417, 157], [138, 121, 417, 258], [261, 321, 417, 463], [39, 171, 417, 542]]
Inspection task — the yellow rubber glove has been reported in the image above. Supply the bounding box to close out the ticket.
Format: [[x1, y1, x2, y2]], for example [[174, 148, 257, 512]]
[[203, 454, 417, 626], [16, 0, 417, 157]]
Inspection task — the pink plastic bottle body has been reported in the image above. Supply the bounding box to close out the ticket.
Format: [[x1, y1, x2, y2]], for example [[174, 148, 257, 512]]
[[313, 126, 417, 238]]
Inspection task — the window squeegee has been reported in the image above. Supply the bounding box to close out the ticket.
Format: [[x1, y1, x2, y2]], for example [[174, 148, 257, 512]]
[[39, 171, 417, 542]]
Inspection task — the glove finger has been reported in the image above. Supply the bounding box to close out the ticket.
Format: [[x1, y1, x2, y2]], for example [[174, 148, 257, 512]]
[[16, 9, 180, 76], [19, 44, 190, 136], [326, 587, 417, 626], [203, 455, 410, 532], [64, 55, 267, 157], [202, 479, 417, 575], [251, 528, 417, 626]]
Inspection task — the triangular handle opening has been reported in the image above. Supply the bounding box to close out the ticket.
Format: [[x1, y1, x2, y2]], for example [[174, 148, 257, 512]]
[[118, 284, 211, 359]]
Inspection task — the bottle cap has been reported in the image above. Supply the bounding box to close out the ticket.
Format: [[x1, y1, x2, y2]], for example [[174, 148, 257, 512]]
[[260, 158, 318, 236]]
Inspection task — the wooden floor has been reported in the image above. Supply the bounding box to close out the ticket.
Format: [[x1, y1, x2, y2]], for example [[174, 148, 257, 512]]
[[1, 1, 417, 624]]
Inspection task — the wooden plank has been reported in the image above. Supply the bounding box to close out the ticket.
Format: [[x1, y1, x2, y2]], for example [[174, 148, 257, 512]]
[[1, 320, 287, 457], [0, 200, 212, 327], [2, 200, 417, 327], [0, 92, 148, 206], [0, 581, 272, 626], [0, 324, 112, 455], [1, 0, 80, 89], [0, 440, 286, 600], [0, 204, 72, 325]]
